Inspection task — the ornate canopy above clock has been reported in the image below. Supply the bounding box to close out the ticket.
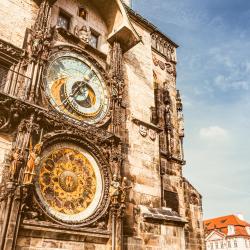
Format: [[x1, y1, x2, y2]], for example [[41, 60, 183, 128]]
[[35, 143, 104, 225], [44, 52, 110, 124]]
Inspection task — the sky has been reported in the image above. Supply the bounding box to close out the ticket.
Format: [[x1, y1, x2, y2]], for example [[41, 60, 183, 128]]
[[133, 0, 250, 221]]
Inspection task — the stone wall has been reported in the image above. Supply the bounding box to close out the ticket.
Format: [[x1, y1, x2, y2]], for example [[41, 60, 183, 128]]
[[17, 237, 107, 250], [0, 1, 205, 249], [124, 18, 161, 228], [51, 0, 109, 53], [184, 179, 205, 250], [0, 0, 38, 48]]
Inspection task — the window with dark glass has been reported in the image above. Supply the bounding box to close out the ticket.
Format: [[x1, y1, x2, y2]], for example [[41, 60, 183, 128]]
[[89, 30, 99, 48], [210, 242, 214, 250], [57, 11, 71, 30], [215, 241, 218, 249], [0, 62, 9, 90], [163, 190, 179, 213], [79, 7, 87, 20], [234, 240, 237, 247]]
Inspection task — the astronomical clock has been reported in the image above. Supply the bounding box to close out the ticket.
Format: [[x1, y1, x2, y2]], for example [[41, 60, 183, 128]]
[[35, 143, 105, 226], [44, 52, 110, 124], [0, 0, 204, 249]]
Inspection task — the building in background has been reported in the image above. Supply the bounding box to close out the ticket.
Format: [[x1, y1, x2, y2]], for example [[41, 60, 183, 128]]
[[204, 214, 250, 250], [0, 0, 204, 249]]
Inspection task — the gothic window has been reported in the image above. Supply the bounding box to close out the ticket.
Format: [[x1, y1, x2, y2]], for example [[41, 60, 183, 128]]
[[79, 7, 87, 20], [89, 30, 99, 48], [57, 10, 71, 30], [163, 190, 179, 213]]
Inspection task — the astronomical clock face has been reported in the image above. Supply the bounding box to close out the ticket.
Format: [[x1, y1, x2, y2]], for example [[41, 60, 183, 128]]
[[35, 143, 103, 225], [44, 52, 110, 124]]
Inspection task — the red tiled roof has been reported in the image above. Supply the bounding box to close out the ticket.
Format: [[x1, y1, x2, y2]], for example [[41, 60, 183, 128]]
[[204, 215, 250, 237]]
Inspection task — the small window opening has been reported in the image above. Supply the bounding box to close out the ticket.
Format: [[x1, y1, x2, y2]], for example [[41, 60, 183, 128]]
[[57, 10, 71, 30], [79, 7, 87, 20], [89, 30, 99, 48], [163, 190, 179, 213]]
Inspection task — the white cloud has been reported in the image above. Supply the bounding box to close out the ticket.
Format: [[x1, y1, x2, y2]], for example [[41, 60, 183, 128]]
[[199, 126, 228, 140], [214, 74, 250, 91]]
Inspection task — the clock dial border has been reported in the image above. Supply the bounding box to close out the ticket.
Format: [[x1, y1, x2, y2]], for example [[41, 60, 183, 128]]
[[43, 51, 110, 125], [34, 138, 111, 227]]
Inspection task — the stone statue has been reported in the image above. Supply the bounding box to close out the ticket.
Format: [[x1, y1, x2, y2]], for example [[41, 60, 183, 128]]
[[9, 148, 21, 181], [30, 30, 44, 57], [164, 104, 171, 129], [178, 112, 184, 137], [109, 174, 120, 205], [120, 177, 132, 203], [23, 142, 42, 185], [74, 25, 90, 43]]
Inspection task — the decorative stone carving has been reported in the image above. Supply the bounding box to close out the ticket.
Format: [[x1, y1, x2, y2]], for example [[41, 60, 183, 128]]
[[23, 142, 42, 185], [110, 174, 121, 205], [139, 125, 148, 137], [176, 90, 184, 138], [110, 175, 131, 218], [74, 25, 91, 44], [9, 148, 22, 181], [0, 38, 22, 62], [151, 33, 176, 62], [148, 129, 156, 141], [109, 42, 126, 136], [152, 56, 176, 76], [24, 0, 54, 64], [165, 62, 176, 77]]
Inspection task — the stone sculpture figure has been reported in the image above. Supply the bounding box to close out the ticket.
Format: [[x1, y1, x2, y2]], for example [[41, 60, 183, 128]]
[[109, 174, 120, 205], [23, 142, 42, 185], [74, 25, 91, 43], [9, 148, 21, 181], [120, 177, 132, 203]]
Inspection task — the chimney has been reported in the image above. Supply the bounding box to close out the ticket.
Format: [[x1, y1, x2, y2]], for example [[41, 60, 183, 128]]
[[123, 0, 131, 7]]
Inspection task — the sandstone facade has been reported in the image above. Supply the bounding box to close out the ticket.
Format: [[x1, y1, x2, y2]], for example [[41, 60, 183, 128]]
[[0, 0, 204, 249]]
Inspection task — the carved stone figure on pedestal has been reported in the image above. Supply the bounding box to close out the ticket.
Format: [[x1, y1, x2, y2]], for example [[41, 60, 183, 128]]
[[178, 112, 184, 138], [120, 177, 132, 204], [23, 142, 42, 185], [9, 148, 21, 181], [110, 174, 120, 205], [30, 30, 44, 58]]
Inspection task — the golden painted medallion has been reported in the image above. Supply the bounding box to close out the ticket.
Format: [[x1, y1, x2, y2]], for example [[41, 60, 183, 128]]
[[38, 147, 97, 215]]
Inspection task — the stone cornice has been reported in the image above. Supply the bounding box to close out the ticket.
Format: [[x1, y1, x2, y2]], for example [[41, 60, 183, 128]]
[[125, 6, 179, 48], [132, 117, 163, 133]]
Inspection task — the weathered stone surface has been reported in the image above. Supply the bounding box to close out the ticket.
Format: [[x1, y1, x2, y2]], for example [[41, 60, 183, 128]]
[[0, 0, 204, 249]]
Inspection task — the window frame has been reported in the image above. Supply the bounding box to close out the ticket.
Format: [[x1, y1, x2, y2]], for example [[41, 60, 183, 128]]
[[57, 9, 72, 31], [78, 6, 88, 20], [89, 29, 100, 49]]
